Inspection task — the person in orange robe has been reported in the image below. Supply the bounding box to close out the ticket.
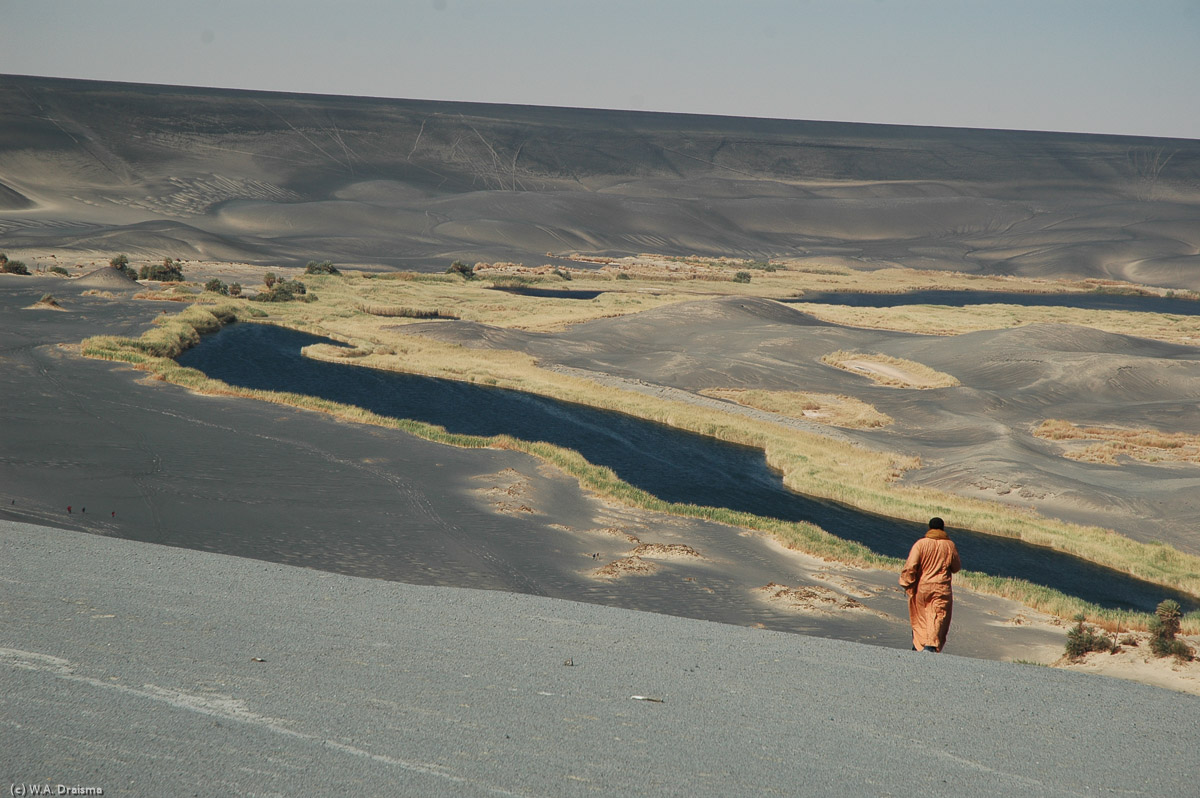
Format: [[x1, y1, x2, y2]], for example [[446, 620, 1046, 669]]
[[899, 517, 961, 652]]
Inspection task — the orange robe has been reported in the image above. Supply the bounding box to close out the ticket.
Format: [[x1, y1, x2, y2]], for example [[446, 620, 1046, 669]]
[[899, 530, 961, 652]]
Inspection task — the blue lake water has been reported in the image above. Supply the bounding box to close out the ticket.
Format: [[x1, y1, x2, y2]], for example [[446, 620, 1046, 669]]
[[177, 322, 1198, 613], [784, 290, 1200, 315]]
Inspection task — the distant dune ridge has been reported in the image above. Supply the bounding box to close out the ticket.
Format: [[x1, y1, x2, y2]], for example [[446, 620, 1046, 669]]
[[1, 74, 1198, 286]]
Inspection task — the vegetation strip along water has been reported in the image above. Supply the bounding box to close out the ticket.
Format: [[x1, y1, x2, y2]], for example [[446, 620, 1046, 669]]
[[175, 322, 1197, 614]]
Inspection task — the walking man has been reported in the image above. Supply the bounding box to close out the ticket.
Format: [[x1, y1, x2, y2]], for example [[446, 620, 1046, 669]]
[[900, 517, 961, 652]]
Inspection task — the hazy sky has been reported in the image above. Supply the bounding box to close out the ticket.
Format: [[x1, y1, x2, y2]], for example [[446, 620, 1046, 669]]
[[2, 0, 1198, 140]]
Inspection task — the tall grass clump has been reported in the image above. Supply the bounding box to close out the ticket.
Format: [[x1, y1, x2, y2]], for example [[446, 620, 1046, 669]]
[[356, 303, 458, 319]]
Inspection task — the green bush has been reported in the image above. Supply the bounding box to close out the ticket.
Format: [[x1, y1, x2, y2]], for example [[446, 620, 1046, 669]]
[[304, 260, 340, 276], [49, 265, 69, 277], [228, 283, 242, 297], [1149, 599, 1195, 660], [109, 253, 138, 280], [204, 278, 229, 295], [139, 258, 184, 282], [552, 267, 572, 281], [0, 253, 29, 275], [1064, 614, 1114, 660], [251, 279, 315, 303], [732, 271, 751, 284], [264, 271, 277, 289], [446, 260, 475, 279], [616, 272, 632, 280]]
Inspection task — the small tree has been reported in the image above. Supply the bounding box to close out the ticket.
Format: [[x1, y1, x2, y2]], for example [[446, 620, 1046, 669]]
[[204, 278, 229, 295], [446, 260, 475, 279], [228, 282, 242, 297], [1150, 599, 1195, 660], [264, 272, 277, 289], [732, 271, 752, 284]]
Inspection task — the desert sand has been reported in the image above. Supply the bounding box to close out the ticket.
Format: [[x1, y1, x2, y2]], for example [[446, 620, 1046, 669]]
[[3, 74, 1200, 791], [6, 518, 1198, 797]]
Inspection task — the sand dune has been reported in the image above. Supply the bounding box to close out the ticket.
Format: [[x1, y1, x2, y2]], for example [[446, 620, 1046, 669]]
[[2, 74, 1198, 282], [72, 265, 140, 290]]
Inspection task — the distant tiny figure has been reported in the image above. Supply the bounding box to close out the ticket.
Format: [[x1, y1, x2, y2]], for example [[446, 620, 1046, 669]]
[[67, 506, 72, 514], [81, 507, 85, 513], [111, 511, 116, 518], [899, 517, 961, 653]]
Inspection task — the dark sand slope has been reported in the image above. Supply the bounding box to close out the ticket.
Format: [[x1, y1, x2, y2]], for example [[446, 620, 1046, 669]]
[[3, 74, 1199, 285], [405, 296, 1200, 554], [3, 520, 1197, 797], [0, 277, 1062, 661]]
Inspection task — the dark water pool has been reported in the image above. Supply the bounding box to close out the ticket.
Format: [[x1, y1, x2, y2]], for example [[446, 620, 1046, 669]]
[[489, 286, 607, 300], [784, 290, 1200, 315], [177, 323, 1197, 612]]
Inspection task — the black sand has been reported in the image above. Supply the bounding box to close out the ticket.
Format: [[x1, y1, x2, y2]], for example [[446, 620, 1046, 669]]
[[3, 519, 1197, 797]]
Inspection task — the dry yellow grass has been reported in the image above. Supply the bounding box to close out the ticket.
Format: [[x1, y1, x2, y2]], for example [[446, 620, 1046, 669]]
[[820, 350, 961, 389], [700, 388, 892, 429], [799, 303, 1200, 347], [1035, 419, 1200, 466]]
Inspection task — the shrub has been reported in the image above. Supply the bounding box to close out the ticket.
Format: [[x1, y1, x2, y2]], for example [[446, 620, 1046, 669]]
[[139, 258, 184, 282], [1149, 599, 1195, 660], [552, 267, 572, 281], [0, 253, 29, 275], [109, 253, 137, 280], [250, 279, 315, 303], [228, 283, 242, 297], [1064, 614, 1114, 660], [204, 278, 229, 295], [264, 272, 277, 289], [732, 271, 752, 284], [49, 265, 69, 277], [446, 260, 475, 279], [304, 260, 340, 276], [616, 272, 632, 280]]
